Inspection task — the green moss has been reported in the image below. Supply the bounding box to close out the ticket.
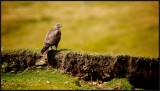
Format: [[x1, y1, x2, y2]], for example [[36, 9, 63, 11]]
[[1, 69, 104, 90], [1, 48, 40, 54], [2, 69, 143, 90], [103, 78, 136, 90]]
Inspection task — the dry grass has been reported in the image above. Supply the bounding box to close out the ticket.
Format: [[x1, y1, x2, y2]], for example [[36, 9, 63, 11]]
[[1, 1, 159, 57]]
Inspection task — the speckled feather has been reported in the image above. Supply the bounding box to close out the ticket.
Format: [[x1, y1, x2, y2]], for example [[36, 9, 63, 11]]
[[41, 23, 61, 55]]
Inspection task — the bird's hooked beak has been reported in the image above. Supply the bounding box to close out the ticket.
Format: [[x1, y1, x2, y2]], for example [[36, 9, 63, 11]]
[[54, 23, 62, 28]]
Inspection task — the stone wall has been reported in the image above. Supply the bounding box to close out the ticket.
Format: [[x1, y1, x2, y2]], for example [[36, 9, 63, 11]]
[[1, 50, 159, 90]]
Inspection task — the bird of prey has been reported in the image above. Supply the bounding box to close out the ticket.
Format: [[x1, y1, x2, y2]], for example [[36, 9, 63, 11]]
[[40, 23, 62, 55]]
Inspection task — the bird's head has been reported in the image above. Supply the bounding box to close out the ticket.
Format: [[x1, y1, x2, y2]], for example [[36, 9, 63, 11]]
[[54, 23, 62, 28]]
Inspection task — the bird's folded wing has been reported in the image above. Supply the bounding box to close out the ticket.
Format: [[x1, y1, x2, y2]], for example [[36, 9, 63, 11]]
[[44, 28, 60, 45]]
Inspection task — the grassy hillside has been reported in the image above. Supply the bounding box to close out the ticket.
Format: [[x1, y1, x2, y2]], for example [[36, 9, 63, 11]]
[[2, 69, 138, 90], [1, 49, 158, 90], [1, 1, 159, 57]]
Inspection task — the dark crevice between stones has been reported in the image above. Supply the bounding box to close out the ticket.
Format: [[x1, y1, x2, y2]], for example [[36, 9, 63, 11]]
[[47, 50, 58, 68]]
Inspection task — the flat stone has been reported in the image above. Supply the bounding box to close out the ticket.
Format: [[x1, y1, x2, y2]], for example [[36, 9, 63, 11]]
[[11, 68, 17, 73], [36, 66, 43, 69], [35, 59, 46, 66]]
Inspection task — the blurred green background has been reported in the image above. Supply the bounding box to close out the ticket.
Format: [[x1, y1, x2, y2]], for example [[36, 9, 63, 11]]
[[1, 1, 159, 57]]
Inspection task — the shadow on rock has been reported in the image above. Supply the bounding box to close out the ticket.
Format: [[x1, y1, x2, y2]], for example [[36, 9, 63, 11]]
[[47, 50, 58, 67], [47, 49, 68, 67], [57, 48, 70, 52]]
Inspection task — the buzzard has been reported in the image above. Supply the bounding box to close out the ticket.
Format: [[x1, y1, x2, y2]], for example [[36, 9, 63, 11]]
[[40, 23, 62, 55]]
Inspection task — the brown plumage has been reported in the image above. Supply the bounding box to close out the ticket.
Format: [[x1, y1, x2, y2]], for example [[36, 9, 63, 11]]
[[40, 23, 62, 55]]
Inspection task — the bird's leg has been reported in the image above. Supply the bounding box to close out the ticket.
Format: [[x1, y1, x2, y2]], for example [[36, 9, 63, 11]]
[[50, 46, 53, 50], [55, 44, 58, 51]]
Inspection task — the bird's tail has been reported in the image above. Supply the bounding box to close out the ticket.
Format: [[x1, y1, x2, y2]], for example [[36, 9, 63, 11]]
[[40, 46, 49, 55]]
